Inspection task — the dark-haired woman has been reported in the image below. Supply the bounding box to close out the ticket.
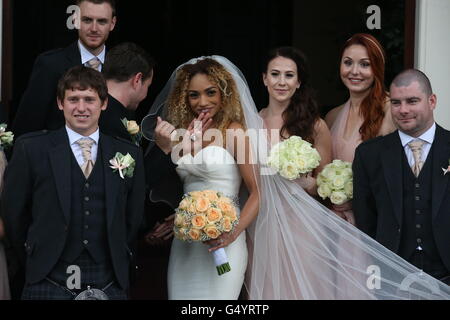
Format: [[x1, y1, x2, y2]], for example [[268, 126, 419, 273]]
[[259, 47, 332, 196]]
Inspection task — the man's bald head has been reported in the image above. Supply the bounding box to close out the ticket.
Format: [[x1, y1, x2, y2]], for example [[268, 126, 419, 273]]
[[390, 69, 433, 97]]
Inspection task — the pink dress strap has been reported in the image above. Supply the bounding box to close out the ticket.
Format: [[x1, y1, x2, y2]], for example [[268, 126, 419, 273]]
[[330, 100, 363, 162]]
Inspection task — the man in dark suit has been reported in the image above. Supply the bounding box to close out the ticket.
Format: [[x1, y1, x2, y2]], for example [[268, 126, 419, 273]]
[[12, 0, 116, 138], [1, 66, 145, 299], [353, 69, 450, 285], [100, 42, 155, 143]]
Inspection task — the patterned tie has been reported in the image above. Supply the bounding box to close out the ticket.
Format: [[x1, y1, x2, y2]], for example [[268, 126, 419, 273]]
[[85, 57, 101, 71], [408, 140, 425, 177], [76, 138, 95, 178]]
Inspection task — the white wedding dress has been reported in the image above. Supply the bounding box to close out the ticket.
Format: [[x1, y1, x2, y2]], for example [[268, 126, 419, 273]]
[[167, 146, 248, 300]]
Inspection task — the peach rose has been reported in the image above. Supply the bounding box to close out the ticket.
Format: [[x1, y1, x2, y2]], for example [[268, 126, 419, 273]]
[[204, 225, 220, 239], [195, 197, 210, 212], [203, 190, 219, 201], [179, 198, 190, 211], [190, 191, 203, 199], [191, 214, 207, 229], [223, 217, 233, 232], [188, 228, 202, 241], [218, 200, 233, 215], [207, 208, 223, 224], [174, 214, 185, 228]]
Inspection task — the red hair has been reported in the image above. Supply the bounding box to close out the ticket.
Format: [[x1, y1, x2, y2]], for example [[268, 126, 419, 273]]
[[341, 33, 387, 141]]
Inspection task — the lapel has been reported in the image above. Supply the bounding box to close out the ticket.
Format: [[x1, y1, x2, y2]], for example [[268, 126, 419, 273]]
[[49, 128, 72, 224], [431, 125, 450, 220], [381, 131, 404, 226], [99, 133, 121, 229], [64, 41, 82, 66]]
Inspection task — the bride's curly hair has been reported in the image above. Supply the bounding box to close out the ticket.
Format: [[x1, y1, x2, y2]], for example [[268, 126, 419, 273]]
[[167, 58, 246, 142]]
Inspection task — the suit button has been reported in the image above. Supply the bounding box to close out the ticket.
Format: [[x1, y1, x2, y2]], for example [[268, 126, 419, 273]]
[[398, 228, 401, 233], [85, 183, 90, 188], [415, 196, 420, 201], [83, 240, 89, 245], [84, 196, 90, 202], [64, 226, 68, 231], [415, 183, 420, 188], [416, 210, 421, 215], [84, 225, 89, 230], [417, 238, 422, 244], [85, 211, 90, 216], [416, 224, 421, 229]]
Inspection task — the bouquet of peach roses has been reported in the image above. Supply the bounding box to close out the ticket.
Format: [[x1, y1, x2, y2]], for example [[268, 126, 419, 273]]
[[174, 190, 239, 275]]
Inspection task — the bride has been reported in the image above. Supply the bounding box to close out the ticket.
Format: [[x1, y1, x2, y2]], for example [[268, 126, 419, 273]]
[[144, 57, 259, 299], [144, 56, 450, 300]]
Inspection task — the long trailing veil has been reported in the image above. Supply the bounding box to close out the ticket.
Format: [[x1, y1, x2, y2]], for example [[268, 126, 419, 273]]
[[142, 56, 450, 300]]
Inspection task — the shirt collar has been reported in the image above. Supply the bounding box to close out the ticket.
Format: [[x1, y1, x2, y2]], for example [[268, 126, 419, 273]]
[[78, 40, 106, 65], [66, 126, 100, 146], [398, 122, 436, 147]]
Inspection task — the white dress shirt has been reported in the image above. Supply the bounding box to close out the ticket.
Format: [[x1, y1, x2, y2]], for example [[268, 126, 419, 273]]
[[66, 126, 100, 166], [78, 40, 106, 71], [398, 123, 436, 168]]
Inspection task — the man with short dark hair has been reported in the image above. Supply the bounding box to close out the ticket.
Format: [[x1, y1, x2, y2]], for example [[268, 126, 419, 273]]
[[100, 42, 155, 142], [2, 66, 145, 299], [12, 0, 117, 138], [353, 69, 450, 285]]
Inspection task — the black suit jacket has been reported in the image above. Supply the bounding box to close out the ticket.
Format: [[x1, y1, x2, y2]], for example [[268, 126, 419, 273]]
[[142, 141, 183, 230], [353, 125, 450, 271], [99, 95, 135, 142], [1, 128, 145, 289], [12, 42, 81, 137]]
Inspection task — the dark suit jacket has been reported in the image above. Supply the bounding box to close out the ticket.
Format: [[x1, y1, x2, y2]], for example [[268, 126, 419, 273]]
[[142, 141, 183, 229], [1, 128, 145, 289], [12, 42, 81, 137], [353, 125, 450, 271], [99, 95, 135, 142]]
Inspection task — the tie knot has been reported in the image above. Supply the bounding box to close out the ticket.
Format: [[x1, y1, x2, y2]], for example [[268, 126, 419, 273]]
[[86, 57, 101, 71], [408, 140, 425, 152], [76, 138, 94, 161]]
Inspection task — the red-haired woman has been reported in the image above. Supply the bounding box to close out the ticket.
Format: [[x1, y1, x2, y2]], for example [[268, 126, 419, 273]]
[[325, 33, 395, 225]]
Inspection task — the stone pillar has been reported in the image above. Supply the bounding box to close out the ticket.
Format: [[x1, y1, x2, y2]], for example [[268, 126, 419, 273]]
[[415, 0, 450, 130]]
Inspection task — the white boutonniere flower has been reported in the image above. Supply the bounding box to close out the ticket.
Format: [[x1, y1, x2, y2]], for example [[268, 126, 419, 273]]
[[0, 123, 14, 151], [109, 152, 135, 179], [121, 118, 142, 146], [442, 159, 450, 176]]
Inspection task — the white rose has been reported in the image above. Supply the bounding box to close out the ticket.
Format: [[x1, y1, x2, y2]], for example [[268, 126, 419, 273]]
[[330, 191, 348, 205], [331, 175, 346, 190], [344, 180, 353, 198], [280, 164, 299, 180], [317, 183, 332, 200]]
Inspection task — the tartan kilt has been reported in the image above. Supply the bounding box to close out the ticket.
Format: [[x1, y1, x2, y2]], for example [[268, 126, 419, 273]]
[[22, 251, 127, 300]]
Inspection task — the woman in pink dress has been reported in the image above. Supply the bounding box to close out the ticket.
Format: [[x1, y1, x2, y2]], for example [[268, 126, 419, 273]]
[[259, 47, 332, 196], [325, 33, 395, 225]]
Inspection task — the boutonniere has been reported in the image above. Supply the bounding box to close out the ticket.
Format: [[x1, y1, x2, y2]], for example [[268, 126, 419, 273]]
[[0, 123, 14, 151], [109, 152, 135, 179], [121, 118, 142, 147], [442, 159, 450, 176]]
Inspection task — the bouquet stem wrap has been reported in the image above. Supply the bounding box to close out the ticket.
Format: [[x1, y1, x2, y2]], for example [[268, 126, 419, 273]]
[[212, 248, 231, 275]]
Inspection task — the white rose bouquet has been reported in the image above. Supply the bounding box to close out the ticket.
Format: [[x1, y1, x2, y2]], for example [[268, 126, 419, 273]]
[[267, 135, 321, 180], [317, 160, 353, 205], [174, 190, 239, 275]]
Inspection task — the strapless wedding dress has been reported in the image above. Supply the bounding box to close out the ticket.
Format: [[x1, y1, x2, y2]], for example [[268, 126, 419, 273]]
[[167, 146, 248, 300]]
